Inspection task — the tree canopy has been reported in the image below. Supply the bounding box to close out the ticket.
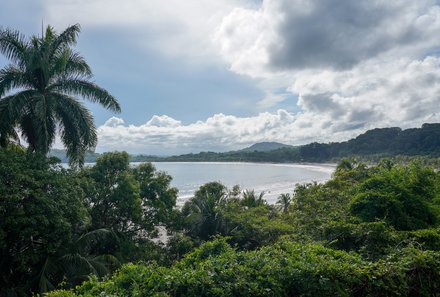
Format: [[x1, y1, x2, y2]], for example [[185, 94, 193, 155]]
[[0, 148, 89, 295]]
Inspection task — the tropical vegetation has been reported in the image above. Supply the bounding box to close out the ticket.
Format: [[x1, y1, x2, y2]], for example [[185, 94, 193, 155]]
[[1, 24, 440, 297], [2, 142, 440, 296], [0, 148, 179, 295], [43, 157, 440, 297], [0, 24, 120, 166]]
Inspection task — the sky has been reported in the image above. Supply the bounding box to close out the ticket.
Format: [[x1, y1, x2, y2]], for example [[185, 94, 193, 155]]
[[2, 0, 440, 155]]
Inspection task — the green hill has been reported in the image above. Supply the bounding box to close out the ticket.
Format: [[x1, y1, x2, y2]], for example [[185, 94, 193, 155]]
[[50, 123, 440, 163], [240, 142, 292, 152], [157, 123, 440, 163]]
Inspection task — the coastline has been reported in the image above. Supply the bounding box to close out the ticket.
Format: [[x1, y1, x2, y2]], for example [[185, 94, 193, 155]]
[[150, 162, 336, 205]]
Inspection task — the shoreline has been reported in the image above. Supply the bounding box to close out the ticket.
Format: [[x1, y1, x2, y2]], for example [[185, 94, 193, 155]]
[[67, 161, 337, 206], [150, 162, 337, 206]]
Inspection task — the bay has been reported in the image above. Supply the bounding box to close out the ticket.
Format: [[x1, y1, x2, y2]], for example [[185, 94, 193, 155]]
[[145, 162, 336, 205]]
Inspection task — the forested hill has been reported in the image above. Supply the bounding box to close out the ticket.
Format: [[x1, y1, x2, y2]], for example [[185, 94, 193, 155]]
[[290, 123, 440, 162], [50, 123, 440, 163], [240, 142, 293, 152], [148, 123, 440, 162]]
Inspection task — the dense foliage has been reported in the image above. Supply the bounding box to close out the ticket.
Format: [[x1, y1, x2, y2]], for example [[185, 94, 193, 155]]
[[0, 148, 89, 295], [0, 149, 177, 296], [2, 131, 440, 296], [80, 151, 178, 263], [44, 156, 440, 296], [47, 238, 440, 297]]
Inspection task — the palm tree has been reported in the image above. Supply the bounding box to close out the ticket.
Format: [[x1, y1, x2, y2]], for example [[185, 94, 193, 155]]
[[183, 192, 227, 239], [276, 193, 291, 213], [0, 24, 120, 166], [335, 158, 355, 173], [241, 189, 266, 208], [36, 229, 118, 293], [182, 182, 228, 239]]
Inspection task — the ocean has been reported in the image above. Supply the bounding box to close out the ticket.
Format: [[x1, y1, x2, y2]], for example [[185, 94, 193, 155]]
[[146, 162, 336, 205]]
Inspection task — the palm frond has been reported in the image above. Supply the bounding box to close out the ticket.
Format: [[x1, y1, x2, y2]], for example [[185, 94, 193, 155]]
[[87, 254, 119, 276], [49, 24, 80, 56], [55, 93, 97, 143], [53, 93, 97, 166], [277, 193, 291, 213], [65, 51, 92, 77], [19, 112, 38, 151], [0, 28, 29, 64], [37, 257, 58, 293], [76, 228, 114, 253], [242, 190, 266, 208], [49, 79, 121, 112], [0, 117, 18, 148], [16, 93, 56, 154], [0, 65, 30, 96], [51, 49, 92, 81], [0, 125, 19, 148], [0, 90, 34, 121], [60, 253, 98, 277]]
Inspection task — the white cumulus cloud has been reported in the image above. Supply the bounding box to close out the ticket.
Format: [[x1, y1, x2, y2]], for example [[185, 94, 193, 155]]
[[213, 0, 440, 138], [97, 110, 303, 155], [215, 0, 440, 75], [97, 54, 440, 155], [292, 56, 440, 129], [146, 115, 182, 128], [104, 117, 125, 127], [42, 0, 255, 63]]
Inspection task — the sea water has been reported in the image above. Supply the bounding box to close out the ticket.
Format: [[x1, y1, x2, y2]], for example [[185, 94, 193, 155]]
[[146, 162, 336, 205]]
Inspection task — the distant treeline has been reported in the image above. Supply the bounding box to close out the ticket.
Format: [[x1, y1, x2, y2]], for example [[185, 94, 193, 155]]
[[294, 122, 440, 162], [138, 123, 440, 163], [50, 123, 440, 163], [49, 149, 102, 163]]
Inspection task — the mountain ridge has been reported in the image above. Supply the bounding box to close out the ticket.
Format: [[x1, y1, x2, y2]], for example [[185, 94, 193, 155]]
[[239, 142, 293, 152], [50, 123, 440, 163]]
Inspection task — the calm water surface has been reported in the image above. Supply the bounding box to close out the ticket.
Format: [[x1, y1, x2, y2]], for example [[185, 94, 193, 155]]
[[145, 162, 336, 205]]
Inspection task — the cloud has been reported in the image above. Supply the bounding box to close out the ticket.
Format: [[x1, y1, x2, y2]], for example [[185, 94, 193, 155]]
[[91, 111, 341, 155], [28, 0, 440, 150], [211, 0, 440, 141], [215, 0, 440, 75], [257, 92, 288, 109], [214, 5, 273, 76], [270, 0, 440, 70], [146, 115, 182, 128], [104, 117, 125, 127], [96, 55, 440, 155], [97, 110, 300, 155], [298, 93, 345, 117], [292, 56, 440, 128], [41, 0, 253, 63]]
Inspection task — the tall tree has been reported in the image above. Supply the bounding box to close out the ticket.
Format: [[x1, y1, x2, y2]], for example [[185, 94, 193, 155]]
[[0, 148, 90, 295], [241, 189, 266, 208], [0, 24, 120, 166], [81, 152, 178, 262], [182, 182, 228, 240], [276, 193, 291, 213]]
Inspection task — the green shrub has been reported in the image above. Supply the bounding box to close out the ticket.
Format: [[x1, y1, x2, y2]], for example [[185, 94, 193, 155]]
[[46, 239, 440, 297], [324, 221, 398, 259]]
